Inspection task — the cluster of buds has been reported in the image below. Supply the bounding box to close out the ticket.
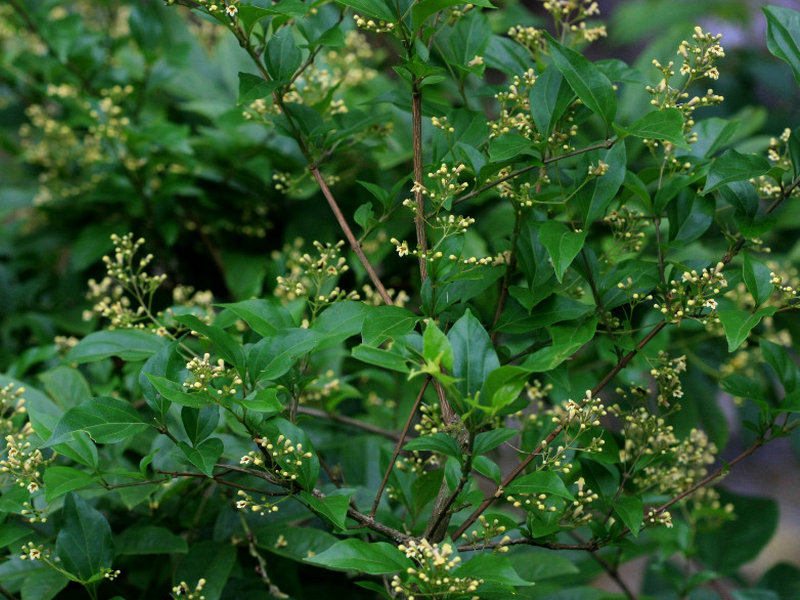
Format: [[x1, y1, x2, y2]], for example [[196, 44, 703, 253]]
[[183, 353, 242, 397], [299, 370, 342, 403], [506, 487, 561, 513], [414, 403, 445, 436], [275, 239, 359, 310], [653, 262, 728, 324], [84, 234, 167, 331], [769, 265, 800, 304], [587, 159, 610, 177], [604, 206, 649, 255], [1, 383, 26, 435], [2, 431, 49, 502], [431, 116, 455, 134], [172, 577, 207, 599], [393, 539, 483, 600], [645, 508, 673, 529], [489, 69, 538, 140], [353, 14, 395, 33], [648, 351, 687, 407], [412, 163, 470, 206], [459, 516, 511, 551], [19, 541, 51, 562], [645, 27, 725, 156], [234, 489, 280, 517], [562, 477, 600, 526], [252, 434, 314, 484], [508, 26, 546, 55], [360, 284, 410, 308], [767, 127, 793, 169]]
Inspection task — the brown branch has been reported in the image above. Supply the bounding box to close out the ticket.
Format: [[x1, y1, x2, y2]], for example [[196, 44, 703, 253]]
[[310, 166, 393, 305], [457, 537, 599, 552], [412, 83, 429, 280], [296, 406, 402, 441], [371, 377, 431, 516]]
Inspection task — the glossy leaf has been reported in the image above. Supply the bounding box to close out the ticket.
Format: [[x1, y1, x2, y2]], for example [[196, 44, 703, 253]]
[[179, 438, 224, 478], [530, 67, 574, 137], [305, 539, 410, 574], [703, 149, 771, 194], [574, 141, 626, 227], [45, 397, 149, 447], [218, 298, 293, 337], [613, 495, 643, 536], [718, 306, 777, 352], [174, 314, 245, 370], [43, 466, 98, 502], [66, 329, 167, 363], [617, 108, 689, 149], [545, 33, 616, 127], [760, 339, 800, 394], [447, 309, 500, 397], [351, 344, 409, 372], [237, 72, 281, 105], [743, 253, 774, 307], [248, 328, 321, 383], [144, 373, 208, 408], [537, 221, 588, 282], [362, 305, 418, 345], [115, 525, 188, 555], [763, 5, 800, 86], [422, 319, 454, 370], [55, 492, 113, 580], [404, 432, 462, 459], [505, 470, 575, 500], [300, 491, 354, 531], [266, 28, 302, 82]]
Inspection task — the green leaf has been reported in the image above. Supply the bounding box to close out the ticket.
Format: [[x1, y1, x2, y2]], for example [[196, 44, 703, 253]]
[[140, 341, 185, 419], [617, 108, 689, 149], [351, 344, 409, 373], [789, 127, 800, 179], [743, 253, 774, 307], [144, 373, 209, 408], [412, 0, 494, 31], [613, 495, 643, 536], [530, 66, 574, 137], [266, 27, 302, 81], [173, 314, 245, 370], [447, 309, 500, 398], [474, 427, 517, 455], [703, 149, 771, 194], [248, 328, 321, 383], [573, 141, 626, 227], [545, 32, 616, 127], [481, 366, 529, 411], [55, 492, 113, 581], [115, 525, 189, 555], [781, 388, 800, 413], [335, 0, 395, 22], [237, 72, 281, 105], [45, 397, 149, 447], [39, 366, 90, 411], [300, 491, 354, 531], [488, 134, 539, 163], [537, 221, 587, 282], [181, 405, 220, 445], [260, 418, 319, 489], [240, 388, 284, 416], [66, 329, 167, 363], [522, 318, 597, 372], [20, 569, 68, 600], [504, 470, 575, 501], [175, 541, 236, 600], [404, 432, 462, 459], [718, 306, 777, 352], [305, 539, 410, 574], [455, 553, 534, 587], [254, 525, 338, 562], [667, 192, 715, 244], [218, 299, 293, 337], [43, 466, 98, 502], [472, 455, 502, 484], [721, 374, 768, 407], [508, 549, 579, 581], [178, 438, 224, 478], [362, 305, 419, 345], [313, 300, 370, 343], [423, 319, 454, 370], [760, 339, 800, 394], [763, 6, 800, 86]]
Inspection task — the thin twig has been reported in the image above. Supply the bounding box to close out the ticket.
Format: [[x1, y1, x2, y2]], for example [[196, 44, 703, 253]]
[[371, 377, 431, 516], [411, 83, 429, 280]]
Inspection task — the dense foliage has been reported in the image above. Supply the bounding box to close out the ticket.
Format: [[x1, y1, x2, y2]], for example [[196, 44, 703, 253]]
[[1, 0, 800, 599]]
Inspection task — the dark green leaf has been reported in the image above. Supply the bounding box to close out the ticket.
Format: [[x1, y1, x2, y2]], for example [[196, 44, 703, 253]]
[[55, 493, 113, 580], [718, 307, 777, 352], [66, 330, 167, 363], [481, 366, 529, 410], [240, 388, 284, 415], [412, 0, 494, 31], [617, 108, 689, 149], [305, 539, 410, 574], [613, 495, 643, 536], [43, 466, 98, 503], [530, 67, 574, 137], [488, 134, 539, 163], [448, 309, 500, 397], [178, 438, 224, 478], [760, 339, 800, 394], [300, 491, 354, 531], [20, 569, 68, 600], [362, 305, 418, 345], [537, 221, 587, 282], [743, 253, 774, 307], [39, 366, 90, 410], [455, 553, 533, 587], [573, 141, 626, 227], [237, 72, 281, 105], [175, 541, 236, 600], [505, 470, 575, 500], [545, 33, 616, 127], [116, 525, 188, 555], [266, 27, 302, 81], [522, 318, 597, 372], [45, 397, 149, 447], [218, 299, 293, 337], [703, 149, 771, 194], [335, 0, 395, 22], [667, 192, 715, 244], [144, 373, 209, 408], [763, 6, 800, 86], [181, 405, 220, 445], [404, 432, 462, 459], [474, 428, 517, 455], [248, 328, 321, 383], [173, 314, 245, 370], [351, 344, 409, 372]]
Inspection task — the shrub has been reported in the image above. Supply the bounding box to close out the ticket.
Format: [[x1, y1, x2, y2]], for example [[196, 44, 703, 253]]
[[1, 0, 800, 598]]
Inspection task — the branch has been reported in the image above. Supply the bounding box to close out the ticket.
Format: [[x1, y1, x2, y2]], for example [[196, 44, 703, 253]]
[[296, 406, 402, 442], [411, 83, 429, 280], [371, 377, 431, 516], [452, 138, 617, 208]]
